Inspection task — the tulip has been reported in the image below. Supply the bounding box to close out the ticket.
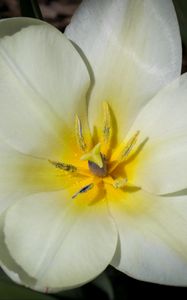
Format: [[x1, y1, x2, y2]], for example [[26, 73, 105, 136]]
[[0, 0, 187, 293]]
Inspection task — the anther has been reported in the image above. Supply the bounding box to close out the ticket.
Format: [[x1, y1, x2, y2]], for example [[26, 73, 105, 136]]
[[119, 131, 140, 161], [72, 183, 94, 199], [113, 178, 127, 189], [102, 102, 112, 155], [75, 115, 87, 152], [103, 102, 112, 143], [49, 160, 77, 172], [109, 131, 140, 173]]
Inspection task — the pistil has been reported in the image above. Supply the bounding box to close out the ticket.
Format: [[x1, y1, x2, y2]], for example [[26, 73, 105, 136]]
[[81, 143, 108, 177], [88, 155, 107, 177], [81, 143, 103, 168]]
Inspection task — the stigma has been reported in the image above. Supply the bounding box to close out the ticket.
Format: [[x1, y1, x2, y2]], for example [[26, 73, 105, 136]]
[[80, 143, 107, 177]]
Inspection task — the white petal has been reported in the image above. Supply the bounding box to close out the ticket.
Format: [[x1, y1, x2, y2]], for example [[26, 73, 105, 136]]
[[0, 21, 90, 158], [4, 191, 117, 289], [109, 189, 187, 286], [0, 213, 62, 293], [66, 0, 181, 140], [0, 137, 75, 214], [126, 73, 187, 194], [0, 213, 36, 288]]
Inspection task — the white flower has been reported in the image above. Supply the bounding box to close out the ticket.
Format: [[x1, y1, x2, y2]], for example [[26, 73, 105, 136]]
[[0, 0, 187, 293]]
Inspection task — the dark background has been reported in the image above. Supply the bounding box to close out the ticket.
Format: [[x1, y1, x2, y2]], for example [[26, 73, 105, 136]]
[[0, 1, 187, 299]]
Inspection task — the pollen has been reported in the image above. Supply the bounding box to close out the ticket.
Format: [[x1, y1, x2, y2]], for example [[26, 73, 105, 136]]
[[50, 102, 140, 200]]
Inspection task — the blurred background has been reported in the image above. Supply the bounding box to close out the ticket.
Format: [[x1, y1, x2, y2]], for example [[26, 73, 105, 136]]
[[0, 0, 187, 299], [0, 0, 81, 30]]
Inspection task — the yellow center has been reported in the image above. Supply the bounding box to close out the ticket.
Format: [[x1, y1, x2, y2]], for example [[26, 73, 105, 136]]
[[49, 102, 140, 203]]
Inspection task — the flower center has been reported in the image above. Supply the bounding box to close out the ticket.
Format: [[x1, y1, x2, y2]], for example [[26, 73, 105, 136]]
[[49, 102, 140, 199]]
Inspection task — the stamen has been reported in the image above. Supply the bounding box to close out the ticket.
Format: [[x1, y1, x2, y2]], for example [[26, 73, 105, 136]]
[[75, 115, 87, 152], [102, 102, 112, 155], [119, 131, 140, 161], [109, 131, 140, 173], [103, 176, 127, 189], [49, 160, 77, 172], [113, 178, 127, 189], [103, 102, 112, 143], [72, 183, 94, 199]]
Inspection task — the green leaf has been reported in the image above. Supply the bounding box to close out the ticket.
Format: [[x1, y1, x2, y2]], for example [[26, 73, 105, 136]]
[[19, 0, 43, 20]]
